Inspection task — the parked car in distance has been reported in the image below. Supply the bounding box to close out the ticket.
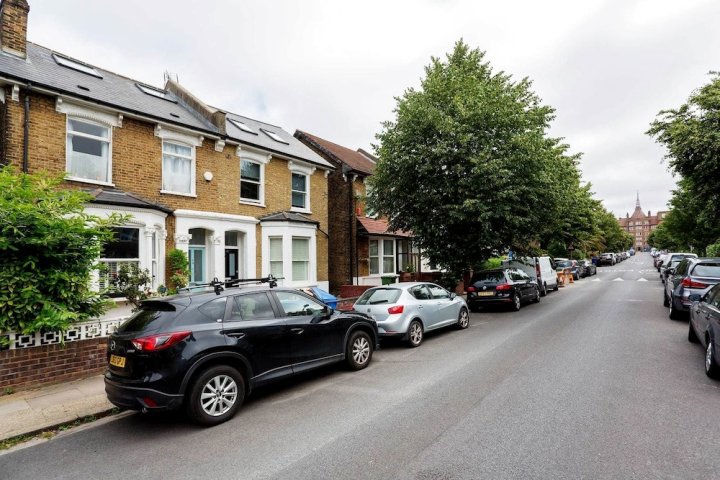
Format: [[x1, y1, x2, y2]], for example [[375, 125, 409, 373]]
[[655, 253, 667, 271], [579, 259, 597, 277], [688, 283, 720, 379], [105, 282, 378, 426], [598, 253, 616, 266], [555, 258, 580, 280], [466, 268, 540, 312], [660, 253, 698, 283], [503, 256, 558, 296], [664, 258, 720, 319], [353, 282, 469, 348]]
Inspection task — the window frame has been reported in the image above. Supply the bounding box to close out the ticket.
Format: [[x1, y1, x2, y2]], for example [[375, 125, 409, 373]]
[[291, 236, 311, 282], [368, 237, 397, 276], [161, 140, 196, 197], [240, 159, 264, 205], [291, 172, 309, 211], [269, 236, 284, 278], [65, 116, 113, 185], [98, 226, 141, 291]]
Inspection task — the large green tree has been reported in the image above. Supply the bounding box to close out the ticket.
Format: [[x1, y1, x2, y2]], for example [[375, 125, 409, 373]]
[[369, 41, 595, 278], [647, 72, 720, 251], [0, 168, 123, 335]]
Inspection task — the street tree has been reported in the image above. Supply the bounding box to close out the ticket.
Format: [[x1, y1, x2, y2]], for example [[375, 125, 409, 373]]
[[647, 72, 720, 247], [369, 40, 585, 278]]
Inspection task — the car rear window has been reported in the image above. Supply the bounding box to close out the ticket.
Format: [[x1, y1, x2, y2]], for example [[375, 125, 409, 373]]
[[470, 271, 505, 284], [693, 264, 720, 277], [556, 260, 572, 268], [356, 288, 402, 305], [117, 302, 182, 333]]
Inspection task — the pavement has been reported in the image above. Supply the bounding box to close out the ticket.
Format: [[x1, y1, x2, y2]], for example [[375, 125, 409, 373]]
[[0, 374, 113, 442]]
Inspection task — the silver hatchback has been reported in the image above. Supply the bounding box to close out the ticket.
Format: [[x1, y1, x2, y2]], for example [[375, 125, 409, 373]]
[[352, 282, 470, 347]]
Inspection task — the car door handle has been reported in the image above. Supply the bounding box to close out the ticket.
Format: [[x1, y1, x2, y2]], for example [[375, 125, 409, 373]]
[[418, 305, 423, 309], [226, 332, 246, 339], [291, 328, 304, 335]]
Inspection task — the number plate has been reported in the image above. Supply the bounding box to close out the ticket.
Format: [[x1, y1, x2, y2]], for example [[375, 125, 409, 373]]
[[477, 291, 494, 297], [109, 354, 126, 368]]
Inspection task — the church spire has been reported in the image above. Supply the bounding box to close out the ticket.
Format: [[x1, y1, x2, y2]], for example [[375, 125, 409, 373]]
[[636, 191, 640, 208]]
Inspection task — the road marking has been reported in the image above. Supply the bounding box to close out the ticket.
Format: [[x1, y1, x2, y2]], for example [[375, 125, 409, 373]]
[[612, 278, 624, 282], [638, 278, 648, 282], [592, 278, 601, 282]]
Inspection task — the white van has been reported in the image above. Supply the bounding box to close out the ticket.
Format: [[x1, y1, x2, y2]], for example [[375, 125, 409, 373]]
[[503, 256, 558, 296]]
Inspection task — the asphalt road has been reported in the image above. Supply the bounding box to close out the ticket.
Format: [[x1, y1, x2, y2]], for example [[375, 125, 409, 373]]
[[2, 253, 719, 479]]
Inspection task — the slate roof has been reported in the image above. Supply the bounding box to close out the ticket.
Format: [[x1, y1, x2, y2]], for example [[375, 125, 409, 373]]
[[259, 211, 319, 225], [87, 187, 173, 214], [0, 43, 217, 133], [225, 115, 333, 169], [0, 43, 332, 169], [357, 216, 411, 237], [295, 130, 375, 175]]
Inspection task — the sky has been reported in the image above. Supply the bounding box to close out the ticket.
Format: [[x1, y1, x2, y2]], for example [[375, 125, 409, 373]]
[[28, 0, 720, 217]]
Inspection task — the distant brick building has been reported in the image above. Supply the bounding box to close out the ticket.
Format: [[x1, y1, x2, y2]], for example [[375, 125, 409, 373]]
[[617, 194, 669, 251]]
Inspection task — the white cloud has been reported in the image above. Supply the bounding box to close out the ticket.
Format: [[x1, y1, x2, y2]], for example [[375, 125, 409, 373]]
[[27, 0, 720, 216]]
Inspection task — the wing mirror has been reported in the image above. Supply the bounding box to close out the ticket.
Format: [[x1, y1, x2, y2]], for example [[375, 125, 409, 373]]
[[449, 292, 457, 300]]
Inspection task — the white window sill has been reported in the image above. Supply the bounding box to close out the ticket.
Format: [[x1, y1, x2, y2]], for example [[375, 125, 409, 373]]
[[160, 189, 197, 198], [290, 207, 312, 215], [240, 199, 266, 208], [66, 176, 115, 187]]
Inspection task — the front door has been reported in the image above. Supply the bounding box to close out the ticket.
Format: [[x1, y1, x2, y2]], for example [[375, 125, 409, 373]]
[[188, 246, 205, 285], [225, 250, 239, 280]]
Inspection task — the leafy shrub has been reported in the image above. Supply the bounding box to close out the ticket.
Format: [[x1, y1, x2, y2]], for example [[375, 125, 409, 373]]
[[707, 242, 720, 257], [102, 263, 153, 310], [167, 248, 190, 293], [0, 168, 124, 334]]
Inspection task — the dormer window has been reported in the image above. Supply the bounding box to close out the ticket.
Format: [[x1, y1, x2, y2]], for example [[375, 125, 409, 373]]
[[261, 128, 289, 144], [53, 53, 102, 78]]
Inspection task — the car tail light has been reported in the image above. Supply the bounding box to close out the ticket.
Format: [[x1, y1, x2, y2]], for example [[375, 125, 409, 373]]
[[467, 286, 476, 292], [496, 284, 512, 291], [681, 278, 708, 289], [131, 331, 191, 352], [387, 305, 404, 314]]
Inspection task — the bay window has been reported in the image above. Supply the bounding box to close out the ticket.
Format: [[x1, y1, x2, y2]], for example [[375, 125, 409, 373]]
[[292, 237, 310, 281], [369, 238, 396, 275]]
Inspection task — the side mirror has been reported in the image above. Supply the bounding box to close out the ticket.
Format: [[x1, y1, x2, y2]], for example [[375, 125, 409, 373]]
[[449, 292, 457, 300], [667, 268, 675, 275], [688, 294, 702, 303]]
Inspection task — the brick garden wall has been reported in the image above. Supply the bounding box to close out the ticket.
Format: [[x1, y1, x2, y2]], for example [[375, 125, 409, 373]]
[[0, 339, 107, 392]]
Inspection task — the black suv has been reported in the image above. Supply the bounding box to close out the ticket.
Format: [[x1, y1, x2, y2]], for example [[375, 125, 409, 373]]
[[466, 268, 540, 312], [105, 279, 378, 426]]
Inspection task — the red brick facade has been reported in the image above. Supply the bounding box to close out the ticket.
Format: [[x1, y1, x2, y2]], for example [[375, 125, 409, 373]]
[[617, 195, 669, 250], [0, 339, 107, 392]]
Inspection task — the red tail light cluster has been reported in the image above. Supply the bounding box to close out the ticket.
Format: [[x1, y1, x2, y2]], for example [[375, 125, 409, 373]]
[[681, 278, 708, 289], [387, 305, 405, 314], [496, 284, 512, 291], [467, 286, 476, 292], [131, 331, 191, 351]]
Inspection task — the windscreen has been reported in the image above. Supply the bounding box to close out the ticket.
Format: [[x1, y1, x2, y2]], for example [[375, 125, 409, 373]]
[[556, 260, 573, 268], [356, 288, 402, 305]]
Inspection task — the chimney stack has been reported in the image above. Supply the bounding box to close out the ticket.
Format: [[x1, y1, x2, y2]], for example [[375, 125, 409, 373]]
[[0, 0, 29, 59]]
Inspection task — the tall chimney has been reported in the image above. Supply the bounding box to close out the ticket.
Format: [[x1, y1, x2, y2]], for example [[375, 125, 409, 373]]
[[0, 0, 29, 59]]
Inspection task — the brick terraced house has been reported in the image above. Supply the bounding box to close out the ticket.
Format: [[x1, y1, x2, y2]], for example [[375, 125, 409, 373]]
[[295, 130, 424, 293], [0, 0, 334, 299]]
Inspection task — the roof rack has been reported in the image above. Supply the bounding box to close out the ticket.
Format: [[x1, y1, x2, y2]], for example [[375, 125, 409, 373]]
[[178, 275, 285, 295]]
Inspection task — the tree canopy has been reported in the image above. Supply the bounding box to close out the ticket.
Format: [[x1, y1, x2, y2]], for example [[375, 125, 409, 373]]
[[647, 72, 720, 253], [369, 41, 623, 278]]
